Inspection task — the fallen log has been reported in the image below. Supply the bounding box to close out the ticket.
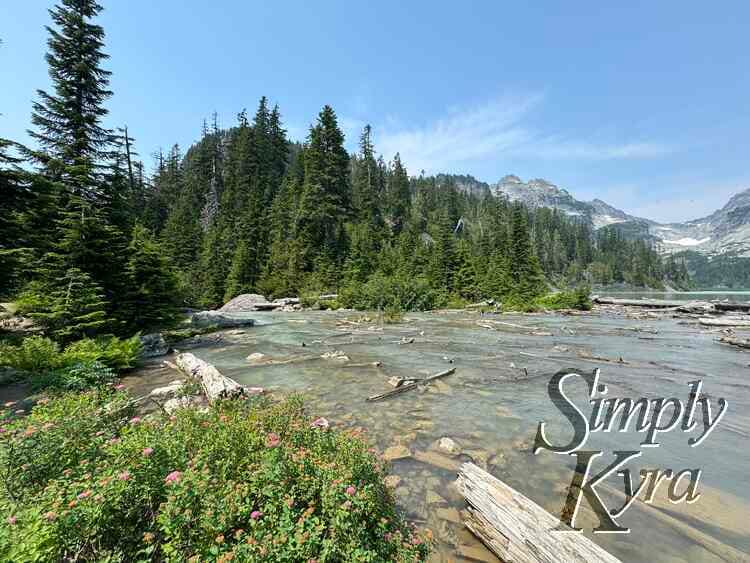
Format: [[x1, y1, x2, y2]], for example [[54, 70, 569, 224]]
[[699, 317, 750, 328], [718, 336, 750, 349], [366, 368, 455, 402], [593, 296, 703, 309], [175, 352, 261, 403], [457, 462, 621, 563]]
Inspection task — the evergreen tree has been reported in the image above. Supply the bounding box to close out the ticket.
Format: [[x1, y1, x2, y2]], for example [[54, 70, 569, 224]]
[[508, 205, 547, 302], [28, 0, 114, 200], [30, 267, 110, 342], [122, 224, 181, 331], [298, 105, 350, 280]]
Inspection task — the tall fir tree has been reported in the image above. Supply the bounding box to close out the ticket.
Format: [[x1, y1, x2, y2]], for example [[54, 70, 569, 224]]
[[28, 0, 114, 201]]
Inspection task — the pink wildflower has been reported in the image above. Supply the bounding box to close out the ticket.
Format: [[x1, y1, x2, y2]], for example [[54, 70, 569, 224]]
[[114, 384, 125, 390], [310, 417, 329, 430], [95, 430, 105, 436], [0, 427, 5, 434], [250, 510, 263, 520], [118, 470, 131, 481], [384, 533, 392, 542], [77, 490, 92, 500], [7, 515, 16, 525], [265, 432, 280, 448], [44, 511, 57, 522], [345, 485, 356, 496], [108, 437, 121, 445], [164, 470, 182, 484], [129, 416, 141, 424], [142, 447, 154, 457]]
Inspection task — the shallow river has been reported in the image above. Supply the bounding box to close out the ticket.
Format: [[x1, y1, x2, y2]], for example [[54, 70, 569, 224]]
[[129, 308, 750, 562]]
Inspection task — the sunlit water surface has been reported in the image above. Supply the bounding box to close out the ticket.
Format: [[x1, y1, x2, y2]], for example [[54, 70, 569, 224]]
[[129, 308, 750, 562]]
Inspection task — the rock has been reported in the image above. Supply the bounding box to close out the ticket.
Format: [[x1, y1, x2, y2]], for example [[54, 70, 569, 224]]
[[219, 293, 270, 312], [464, 449, 490, 469], [150, 382, 184, 398], [426, 490, 447, 505], [384, 475, 402, 488], [139, 333, 170, 358], [393, 432, 417, 445], [435, 507, 461, 524], [189, 311, 255, 328], [432, 379, 452, 395], [163, 395, 202, 414], [383, 445, 412, 461], [433, 437, 462, 456], [413, 450, 461, 472], [320, 350, 349, 361], [246, 352, 267, 363], [273, 297, 300, 306]]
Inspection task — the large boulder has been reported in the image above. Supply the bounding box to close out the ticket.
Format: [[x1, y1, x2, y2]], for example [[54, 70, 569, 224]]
[[189, 311, 255, 328], [139, 333, 170, 358], [220, 294, 271, 312]]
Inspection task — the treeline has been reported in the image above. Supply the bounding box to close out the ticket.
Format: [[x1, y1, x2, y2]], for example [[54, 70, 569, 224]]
[[674, 250, 750, 289], [1, 0, 681, 345]]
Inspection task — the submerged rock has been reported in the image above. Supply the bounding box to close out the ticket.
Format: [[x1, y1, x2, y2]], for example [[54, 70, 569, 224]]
[[383, 445, 412, 461], [140, 333, 170, 358], [413, 450, 461, 472], [246, 352, 267, 363], [433, 437, 462, 456]]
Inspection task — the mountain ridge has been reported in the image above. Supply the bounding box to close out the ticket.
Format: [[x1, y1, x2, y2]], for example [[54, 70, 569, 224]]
[[479, 174, 750, 257]]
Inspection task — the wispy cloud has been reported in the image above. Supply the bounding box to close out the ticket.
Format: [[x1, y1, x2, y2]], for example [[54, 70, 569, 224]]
[[369, 94, 673, 174]]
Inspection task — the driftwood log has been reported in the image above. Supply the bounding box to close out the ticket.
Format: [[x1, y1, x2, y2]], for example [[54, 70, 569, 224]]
[[699, 317, 750, 328], [175, 352, 259, 403], [457, 462, 621, 563], [718, 336, 750, 349], [366, 367, 455, 402]]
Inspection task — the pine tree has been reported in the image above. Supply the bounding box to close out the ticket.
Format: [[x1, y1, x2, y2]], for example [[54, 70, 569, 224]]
[[30, 267, 110, 342], [298, 105, 350, 279], [387, 153, 410, 235], [508, 204, 547, 302], [122, 224, 181, 331], [28, 0, 114, 200]]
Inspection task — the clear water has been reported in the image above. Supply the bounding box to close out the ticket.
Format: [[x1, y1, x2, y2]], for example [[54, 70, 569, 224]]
[[130, 310, 750, 562]]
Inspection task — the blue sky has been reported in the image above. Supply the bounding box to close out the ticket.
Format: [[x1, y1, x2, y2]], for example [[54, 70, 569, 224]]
[[2, 1, 749, 222]]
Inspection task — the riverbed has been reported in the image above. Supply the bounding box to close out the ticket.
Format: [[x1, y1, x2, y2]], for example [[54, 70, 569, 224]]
[[127, 307, 750, 562]]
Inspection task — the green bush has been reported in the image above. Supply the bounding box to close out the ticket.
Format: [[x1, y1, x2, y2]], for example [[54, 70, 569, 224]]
[[0, 335, 142, 391], [339, 273, 442, 312], [534, 286, 592, 311], [30, 361, 117, 392], [0, 392, 429, 562], [0, 335, 62, 373]]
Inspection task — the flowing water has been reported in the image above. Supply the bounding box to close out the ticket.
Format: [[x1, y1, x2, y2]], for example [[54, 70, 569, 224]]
[[128, 309, 750, 562]]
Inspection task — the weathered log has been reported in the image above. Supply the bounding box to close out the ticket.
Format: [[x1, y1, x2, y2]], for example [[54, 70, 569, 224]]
[[718, 336, 750, 349], [366, 368, 455, 402], [457, 462, 621, 563], [593, 296, 705, 309], [715, 302, 750, 312], [699, 317, 750, 327], [175, 352, 261, 403]]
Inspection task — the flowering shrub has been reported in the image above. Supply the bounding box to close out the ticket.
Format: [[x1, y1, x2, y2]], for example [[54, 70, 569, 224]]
[[0, 391, 429, 561]]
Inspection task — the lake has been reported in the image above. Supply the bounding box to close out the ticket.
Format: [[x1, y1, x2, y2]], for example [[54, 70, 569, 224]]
[[129, 308, 750, 562]]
